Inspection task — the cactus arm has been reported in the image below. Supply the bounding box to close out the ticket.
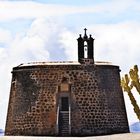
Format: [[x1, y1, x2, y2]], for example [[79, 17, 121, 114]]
[[127, 91, 140, 120], [129, 65, 140, 95], [121, 75, 140, 120]]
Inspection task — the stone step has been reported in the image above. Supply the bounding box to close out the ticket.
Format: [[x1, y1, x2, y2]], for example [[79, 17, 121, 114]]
[[59, 112, 69, 136]]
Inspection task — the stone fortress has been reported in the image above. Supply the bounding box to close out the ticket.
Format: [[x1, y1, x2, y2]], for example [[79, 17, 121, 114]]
[[5, 29, 129, 136]]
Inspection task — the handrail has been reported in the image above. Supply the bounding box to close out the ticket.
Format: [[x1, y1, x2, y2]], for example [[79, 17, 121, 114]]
[[69, 103, 71, 135], [56, 105, 59, 135]]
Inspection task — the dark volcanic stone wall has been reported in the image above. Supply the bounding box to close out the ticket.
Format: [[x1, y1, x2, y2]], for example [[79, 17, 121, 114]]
[[5, 63, 129, 136]]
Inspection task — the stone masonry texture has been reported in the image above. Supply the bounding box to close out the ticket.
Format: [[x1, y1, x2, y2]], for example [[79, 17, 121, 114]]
[[5, 60, 129, 136]]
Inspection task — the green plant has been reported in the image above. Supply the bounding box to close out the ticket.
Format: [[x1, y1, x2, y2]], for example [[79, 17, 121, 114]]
[[121, 65, 140, 120]]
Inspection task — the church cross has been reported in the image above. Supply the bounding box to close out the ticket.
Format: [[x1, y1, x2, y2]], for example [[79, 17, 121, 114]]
[[84, 28, 87, 35]]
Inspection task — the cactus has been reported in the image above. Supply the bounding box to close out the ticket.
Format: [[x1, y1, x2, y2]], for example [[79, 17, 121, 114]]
[[121, 73, 140, 120], [129, 65, 140, 95]]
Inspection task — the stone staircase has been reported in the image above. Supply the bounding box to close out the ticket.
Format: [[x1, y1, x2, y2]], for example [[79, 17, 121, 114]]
[[59, 111, 69, 136]]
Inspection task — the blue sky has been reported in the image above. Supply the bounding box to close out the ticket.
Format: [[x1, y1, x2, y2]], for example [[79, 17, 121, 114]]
[[0, 0, 140, 130]]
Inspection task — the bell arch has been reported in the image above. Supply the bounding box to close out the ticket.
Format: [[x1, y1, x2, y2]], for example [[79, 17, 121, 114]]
[[77, 28, 94, 63]]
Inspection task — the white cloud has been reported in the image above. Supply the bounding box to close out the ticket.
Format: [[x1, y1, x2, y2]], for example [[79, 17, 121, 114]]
[[0, 0, 139, 21], [0, 28, 12, 43], [0, 1, 99, 21], [59, 29, 77, 61], [85, 22, 140, 73]]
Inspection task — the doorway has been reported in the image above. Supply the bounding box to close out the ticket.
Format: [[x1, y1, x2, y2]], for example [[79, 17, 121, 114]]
[[61, 97, 69, 111], [56, 82, 71, 136]]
